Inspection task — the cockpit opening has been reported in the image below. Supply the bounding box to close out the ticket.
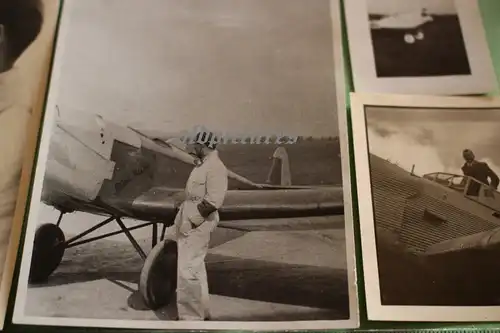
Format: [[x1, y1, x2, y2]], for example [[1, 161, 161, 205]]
[[423, 172, 466, 193], [423, 172, 500, 213]]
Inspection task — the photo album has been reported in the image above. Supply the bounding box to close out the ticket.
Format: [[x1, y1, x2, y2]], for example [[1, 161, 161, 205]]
[[0, 0, 499, 330], [9, 0, 359, 330], [0, 0, 60, 329]]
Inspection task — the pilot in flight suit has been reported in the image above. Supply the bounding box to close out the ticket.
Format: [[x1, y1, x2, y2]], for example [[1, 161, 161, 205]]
[[164, 130, 228, 321], [0, 0, 43, 276]]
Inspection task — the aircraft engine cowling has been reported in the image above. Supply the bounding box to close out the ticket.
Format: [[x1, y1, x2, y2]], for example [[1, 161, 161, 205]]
[[41, 111, 143, 204]]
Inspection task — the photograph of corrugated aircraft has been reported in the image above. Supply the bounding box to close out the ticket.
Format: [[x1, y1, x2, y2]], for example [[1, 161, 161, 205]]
[[351, 93, 500, 322]]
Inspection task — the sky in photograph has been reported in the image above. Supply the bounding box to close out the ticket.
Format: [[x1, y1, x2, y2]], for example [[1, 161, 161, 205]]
[[53, 0, 339, 138], [367, 0, 456, 15], [365, 107, 500, 177]]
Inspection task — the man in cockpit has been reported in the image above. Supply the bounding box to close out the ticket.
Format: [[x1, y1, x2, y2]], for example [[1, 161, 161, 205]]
[[461, 149, 499, 196]]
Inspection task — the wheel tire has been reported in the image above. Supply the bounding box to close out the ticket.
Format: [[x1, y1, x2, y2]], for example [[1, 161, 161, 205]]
[[415, 31, 424, 40], [404, 34, 415, 44], [28, 223, 65, 284], [139, 239, 178, 310]]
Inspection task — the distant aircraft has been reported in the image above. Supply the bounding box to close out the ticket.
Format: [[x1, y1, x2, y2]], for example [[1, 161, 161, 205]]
[[369, 8, 433, 44], [369, 154, 500, 305], [28, 107, 345, 310]]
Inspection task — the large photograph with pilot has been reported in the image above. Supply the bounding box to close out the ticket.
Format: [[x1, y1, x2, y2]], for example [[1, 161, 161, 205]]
[[12, 0, 358, 330]]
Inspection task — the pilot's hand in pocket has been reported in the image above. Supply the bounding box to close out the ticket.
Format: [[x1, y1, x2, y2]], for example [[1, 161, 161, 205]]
[[179, 219, 192, 236], [189, 211, 205, 227]]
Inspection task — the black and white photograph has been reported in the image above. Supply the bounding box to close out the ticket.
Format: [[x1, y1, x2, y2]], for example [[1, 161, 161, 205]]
[[345, 0, 498, 95], [0, 0, 59, 329], [351, 92, 500, 321], [12, 0, 358, 330], [368, 0, 470, 78]]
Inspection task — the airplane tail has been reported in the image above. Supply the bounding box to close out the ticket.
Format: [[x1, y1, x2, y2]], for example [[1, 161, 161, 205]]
[[266, 147, 292, 186]]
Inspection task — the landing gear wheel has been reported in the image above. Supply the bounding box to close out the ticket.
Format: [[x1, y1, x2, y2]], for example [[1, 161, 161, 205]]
[[404, 33, 416, 44], [415, 31, 424, 40], [139, 240, 178, 310], [28, 223, 65, 284]]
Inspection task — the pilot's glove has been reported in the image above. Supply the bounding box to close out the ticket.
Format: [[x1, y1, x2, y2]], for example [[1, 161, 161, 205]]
[[197, 200, 217, 218]]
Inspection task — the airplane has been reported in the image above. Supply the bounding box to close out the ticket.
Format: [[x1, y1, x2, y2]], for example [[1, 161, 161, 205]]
[[369, 8, 433, 44], [369, 153, 500, 306], [27, 107, 345, 310]]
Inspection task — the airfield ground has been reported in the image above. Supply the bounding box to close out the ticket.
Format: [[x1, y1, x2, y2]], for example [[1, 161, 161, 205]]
[[24, 213, 349, 321]]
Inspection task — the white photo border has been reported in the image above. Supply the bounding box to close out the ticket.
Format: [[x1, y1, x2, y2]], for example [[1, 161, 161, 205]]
[[345, 0, 498, 95], [351, 92, 500, 322], [12, 0, 360, 330]]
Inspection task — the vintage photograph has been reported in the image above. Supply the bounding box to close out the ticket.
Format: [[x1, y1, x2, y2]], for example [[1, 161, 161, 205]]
[[345, 0, 497, 95], [0, 0, 59, 329], [351, 92, 500, 321], [368, 0, 471, 77], [12, 0, 358, 330]]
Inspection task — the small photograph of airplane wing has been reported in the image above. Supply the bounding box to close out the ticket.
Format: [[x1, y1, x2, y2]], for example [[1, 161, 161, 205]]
[[369, 8, 433, 44], [364, 0, 472, 78]]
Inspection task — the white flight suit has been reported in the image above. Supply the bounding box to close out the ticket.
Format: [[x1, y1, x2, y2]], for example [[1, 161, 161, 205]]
[[164, 149, 228, 320]]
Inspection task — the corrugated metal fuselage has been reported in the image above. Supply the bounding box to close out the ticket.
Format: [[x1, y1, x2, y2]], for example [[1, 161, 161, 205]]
[[369, 154, 500, 306]]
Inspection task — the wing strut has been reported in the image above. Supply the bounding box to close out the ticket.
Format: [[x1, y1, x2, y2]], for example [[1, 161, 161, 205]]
[[116, 217, 147, 260]]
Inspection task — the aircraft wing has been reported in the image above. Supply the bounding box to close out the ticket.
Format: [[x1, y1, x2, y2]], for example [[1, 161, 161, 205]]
[[43, 119, 344, 232], [100, 127, 344, 226], [370, 11, 432, 30], [100, 185, 344, 226], [423, 227, 500, 256]]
